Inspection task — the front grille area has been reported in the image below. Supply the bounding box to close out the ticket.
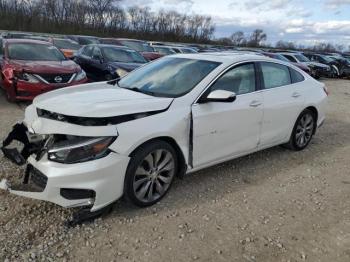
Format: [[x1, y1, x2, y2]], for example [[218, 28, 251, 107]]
[[37, 73, 74, 84]]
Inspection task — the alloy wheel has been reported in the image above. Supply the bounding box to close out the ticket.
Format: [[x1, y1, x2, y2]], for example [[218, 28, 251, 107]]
[[133, 149, 175, 203], [295, 113, 314, 148]]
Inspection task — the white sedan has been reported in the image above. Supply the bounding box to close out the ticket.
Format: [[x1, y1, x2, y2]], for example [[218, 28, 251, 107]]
[[0, 53, 328, 215]]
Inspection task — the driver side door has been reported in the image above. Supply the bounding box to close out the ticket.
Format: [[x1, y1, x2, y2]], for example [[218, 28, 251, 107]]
[[192, 63, 264, 168]]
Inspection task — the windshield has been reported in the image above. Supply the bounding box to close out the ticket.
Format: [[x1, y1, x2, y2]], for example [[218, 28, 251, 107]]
[[79, 37, 100, 45], [120, 40, 154, 52], [8, 43, 66, 61], [154, 46, 176, 55], [53, 39, 80, 50], [118, 57, 221, 98], [295, 54, 310, 62], [101, 47, 147, 63], [274, 54, 290, 62]]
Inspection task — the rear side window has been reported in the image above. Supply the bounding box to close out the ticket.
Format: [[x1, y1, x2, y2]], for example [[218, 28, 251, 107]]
[[290, 68, 305, 83], [82, 45, 94, 57], [283, 55, 297, 63], [261, 62, 291, 89]]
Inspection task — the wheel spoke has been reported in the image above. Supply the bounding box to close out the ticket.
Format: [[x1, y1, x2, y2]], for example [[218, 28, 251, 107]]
[[153, 150, 163, 167], [134, 177, 150, 189], [144, 154, 154, 170], [157, 152, 172, 170], [135, 166, 149, 176], [155, 179, 164, 194], [158, 174, 172, 184], [147, 181, 155, 201], [136, 180, 152, 200]]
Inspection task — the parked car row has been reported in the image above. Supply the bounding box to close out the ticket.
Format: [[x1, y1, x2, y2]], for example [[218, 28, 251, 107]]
[[0, 30, 349, 103]]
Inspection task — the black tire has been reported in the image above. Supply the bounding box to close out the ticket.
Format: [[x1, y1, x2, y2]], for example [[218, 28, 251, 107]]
[[124, 140, 178, 207], [284, 109, 316, 151], [5, 89, 16, 103]]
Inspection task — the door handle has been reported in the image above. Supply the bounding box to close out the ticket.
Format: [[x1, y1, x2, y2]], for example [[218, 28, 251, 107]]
[[250, 100, 262, 107], [292, 92, 301, 98]]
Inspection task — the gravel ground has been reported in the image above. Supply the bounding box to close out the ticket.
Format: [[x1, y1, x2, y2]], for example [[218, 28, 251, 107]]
[[0, 79, 350, 262]]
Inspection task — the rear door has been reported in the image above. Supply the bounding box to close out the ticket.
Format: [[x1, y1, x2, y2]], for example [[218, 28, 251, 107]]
[[258, 62, 306, 147]]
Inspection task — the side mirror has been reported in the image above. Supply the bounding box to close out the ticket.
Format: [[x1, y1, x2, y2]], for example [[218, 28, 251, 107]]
[[200, 90, 236, 103]]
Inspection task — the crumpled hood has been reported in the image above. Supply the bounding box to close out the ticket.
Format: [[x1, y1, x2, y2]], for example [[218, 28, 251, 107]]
[[9, 60, 81, 74], [108, 61, 144, 72], [33, 82, 173, 118]]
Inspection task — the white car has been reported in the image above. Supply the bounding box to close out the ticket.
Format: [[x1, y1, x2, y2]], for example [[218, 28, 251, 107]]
[[1, 53, 328, 216]]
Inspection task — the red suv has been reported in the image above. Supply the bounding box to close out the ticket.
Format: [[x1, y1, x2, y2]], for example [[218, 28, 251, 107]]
[[0, 39, 87, 102]]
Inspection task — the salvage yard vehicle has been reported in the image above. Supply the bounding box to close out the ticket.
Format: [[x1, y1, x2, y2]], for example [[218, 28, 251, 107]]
[[262, 52, 311, 75], [0, 53, 327, 222], [279, 52, 331, 79], [303, 53, 340, 77], [112, 38, 163, 61], [74, 44, 148, 81], [51, 38, 81, 59], [0, 39, 88, 102]]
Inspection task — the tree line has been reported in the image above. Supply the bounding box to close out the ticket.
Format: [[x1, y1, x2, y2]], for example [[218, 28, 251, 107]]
[[0, 0, 215, 42]]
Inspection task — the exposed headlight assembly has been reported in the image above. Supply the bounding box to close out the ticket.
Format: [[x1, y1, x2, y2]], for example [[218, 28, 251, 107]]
[[116, 68, 128, 77], [74, 70, 86, 81], [48, 137, 115, 164], [14, 72, 40, 83]]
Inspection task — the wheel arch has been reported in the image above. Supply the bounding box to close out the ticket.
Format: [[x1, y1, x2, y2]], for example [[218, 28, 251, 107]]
[[305, 106, 318, 134], [128, 136, 187, 178]]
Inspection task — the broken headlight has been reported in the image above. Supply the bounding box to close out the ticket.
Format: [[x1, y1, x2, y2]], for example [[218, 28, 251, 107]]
[[48, 137, 115, 164]]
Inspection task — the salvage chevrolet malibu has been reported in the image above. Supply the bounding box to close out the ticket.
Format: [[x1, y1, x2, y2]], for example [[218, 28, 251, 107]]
[[0, 53, 328, 220]]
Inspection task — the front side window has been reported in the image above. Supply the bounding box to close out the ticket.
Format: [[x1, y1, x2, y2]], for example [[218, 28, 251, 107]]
[[261, 62, 291, 89], [210, 63, 256, 95], [8, 43, 66, 61], [118, 57, 220, 97], [82, 45, 94, 57]]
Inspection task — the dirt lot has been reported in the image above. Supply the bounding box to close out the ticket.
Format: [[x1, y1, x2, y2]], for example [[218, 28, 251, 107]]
[[0, 79, 350, 262]]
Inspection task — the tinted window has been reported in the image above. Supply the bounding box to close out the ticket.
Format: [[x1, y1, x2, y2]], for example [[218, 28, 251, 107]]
[[210, 63, 256, 95], [82, 45, 94, 57], [92, 47, 102, 59], [261, 62, 291, 89], [101, 47, 147, 63], [118, 57, 220, 98], [290, 68, 305, 83], [283, 55, 297, 63], [79, 37, 100, 45], [8, 43, 66, 61], [294, 54, 310, 62], [120, 40, 153, 52]]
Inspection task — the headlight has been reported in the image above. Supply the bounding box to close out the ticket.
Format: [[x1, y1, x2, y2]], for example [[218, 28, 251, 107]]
[[74, 70, 86, 81], [14, 72, 40, 83], [116, 68, 128, 77], [48, 137, 115, 164]]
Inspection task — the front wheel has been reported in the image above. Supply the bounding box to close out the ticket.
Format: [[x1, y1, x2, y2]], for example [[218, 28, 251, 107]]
[[124, 141, 178, 207], [284, 109, 316, 151]]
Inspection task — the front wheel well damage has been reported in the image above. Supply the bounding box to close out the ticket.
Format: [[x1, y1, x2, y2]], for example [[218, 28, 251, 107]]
[[129, 137, 187, 179]]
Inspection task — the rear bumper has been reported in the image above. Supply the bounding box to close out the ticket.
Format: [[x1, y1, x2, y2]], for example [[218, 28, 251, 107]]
[[1, 123, 130, 212]]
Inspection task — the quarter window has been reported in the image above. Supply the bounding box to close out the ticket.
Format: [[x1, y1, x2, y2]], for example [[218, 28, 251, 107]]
[[261, 62, 291, 89], [290, 68, 305, 83], [210, 63, 256, 95]]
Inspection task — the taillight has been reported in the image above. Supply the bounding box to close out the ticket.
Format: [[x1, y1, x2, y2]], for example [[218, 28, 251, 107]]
[[323, 86, 329, 96]]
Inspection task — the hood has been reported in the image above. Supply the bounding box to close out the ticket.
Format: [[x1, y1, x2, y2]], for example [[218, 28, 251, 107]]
[[108, 61, 144, 72], [33, 82, 173, 118], [9, 60, 80, 74]]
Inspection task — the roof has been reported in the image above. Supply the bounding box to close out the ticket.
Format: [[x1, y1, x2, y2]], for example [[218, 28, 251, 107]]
[[87, 44, 134, 51], [3, 38, 51, 45], [170, 52, 274, 64]]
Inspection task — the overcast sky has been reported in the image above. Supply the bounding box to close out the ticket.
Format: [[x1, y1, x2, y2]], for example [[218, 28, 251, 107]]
[[121, 0, 350, 47]]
